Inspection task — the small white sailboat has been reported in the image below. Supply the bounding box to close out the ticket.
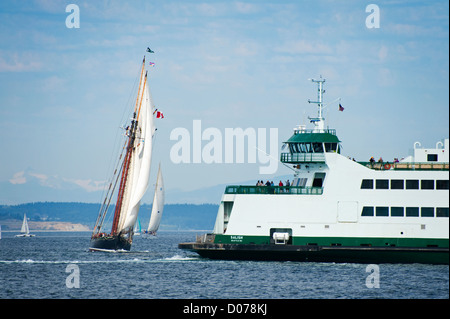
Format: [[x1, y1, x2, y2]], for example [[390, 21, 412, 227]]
[[134, 219, 142, 236], [15, 214, 35, 237], [146, 164, 164, 236]]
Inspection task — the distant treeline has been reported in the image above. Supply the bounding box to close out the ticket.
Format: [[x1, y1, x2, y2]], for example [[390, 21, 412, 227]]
[[0, 202, 219, 231]]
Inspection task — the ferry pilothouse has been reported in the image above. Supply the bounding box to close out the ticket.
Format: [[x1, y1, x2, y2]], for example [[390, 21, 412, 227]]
[[179, 77, 449, 264]]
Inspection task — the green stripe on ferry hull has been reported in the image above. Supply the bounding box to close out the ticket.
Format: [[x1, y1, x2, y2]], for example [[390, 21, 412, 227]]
[[214, 234, 449, 248], [180, 243, 448, 264]]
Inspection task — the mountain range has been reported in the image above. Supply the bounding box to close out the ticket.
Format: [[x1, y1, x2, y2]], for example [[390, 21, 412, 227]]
[[1, 169, 291, 205]]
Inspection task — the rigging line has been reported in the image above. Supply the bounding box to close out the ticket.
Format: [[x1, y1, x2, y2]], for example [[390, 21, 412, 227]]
[[94, 139, 128, 234], [136, 72, 148, 123], [255, 146, 297, 173], [99, 157, 124, 234], [133, 57, 146, 114]]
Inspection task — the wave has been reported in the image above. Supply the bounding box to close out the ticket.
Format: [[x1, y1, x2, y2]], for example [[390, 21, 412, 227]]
[[0, 259, 145, 264], [163, 254, 199, 262], [0, 255, 199, 264]]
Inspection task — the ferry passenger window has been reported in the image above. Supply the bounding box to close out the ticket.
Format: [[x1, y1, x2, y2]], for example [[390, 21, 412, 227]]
[[312, 142, 324, 153], [376, 180, 389, 189], [391, 207, 404, 217], [406, 207, 419, 217], [406, 180, 419, 189], [421, 207, 434, 217], [436, 180, 449, 190], [427, 154, 438, 162], [421, 180, 434, 190], [436, 208, 449, 217], [361, 179, 373, 189], [361, 206, 374, 216], [376, 207, 389, 216], [391, 180, 404, 189]]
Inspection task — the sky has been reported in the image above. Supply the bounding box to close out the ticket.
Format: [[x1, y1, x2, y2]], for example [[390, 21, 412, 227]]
[[0, 0, 448, 205]]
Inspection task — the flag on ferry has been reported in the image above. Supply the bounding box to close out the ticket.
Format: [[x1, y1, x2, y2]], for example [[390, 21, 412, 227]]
[[338, 104, 344, 111], [156, 111, 164, 119], [149, 62, 155, 67]]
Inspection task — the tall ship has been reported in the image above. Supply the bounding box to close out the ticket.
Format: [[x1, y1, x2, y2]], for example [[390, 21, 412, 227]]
[[179, 77, 449, 264], [90, 56, 157, 252]]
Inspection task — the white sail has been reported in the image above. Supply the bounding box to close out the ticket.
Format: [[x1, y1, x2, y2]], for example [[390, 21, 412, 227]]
[[118, 73, 155, 232], [147, 164, 165, 234], [21, 214, 30, 234]]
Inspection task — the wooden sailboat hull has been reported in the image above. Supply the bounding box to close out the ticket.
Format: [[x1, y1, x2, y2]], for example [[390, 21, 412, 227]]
[[89, 234, 132, 252]]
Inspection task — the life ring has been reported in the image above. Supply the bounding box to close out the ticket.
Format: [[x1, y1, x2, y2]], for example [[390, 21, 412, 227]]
[[384, 163, 391, 170]]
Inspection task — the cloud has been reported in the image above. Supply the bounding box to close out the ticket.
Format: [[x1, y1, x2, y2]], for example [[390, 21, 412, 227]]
[[0, 52, 42, 72], [275, 40, 332, 55], [378, 45, 388, 62]]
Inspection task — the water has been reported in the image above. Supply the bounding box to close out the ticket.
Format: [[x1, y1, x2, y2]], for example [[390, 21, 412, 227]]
[[0, 231, 448, 299]]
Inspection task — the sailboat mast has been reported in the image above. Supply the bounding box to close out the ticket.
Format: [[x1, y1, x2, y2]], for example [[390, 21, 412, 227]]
[[110, 58, 147, 235]]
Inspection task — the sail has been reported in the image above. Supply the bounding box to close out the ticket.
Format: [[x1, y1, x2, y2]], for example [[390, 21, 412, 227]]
[[21, 214, 29, 234], [117, 72, 155, 232], [147, 164, 165, 234]]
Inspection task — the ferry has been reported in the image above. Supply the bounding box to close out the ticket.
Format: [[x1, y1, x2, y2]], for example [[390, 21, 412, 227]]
[[179, 78, 449, 264]]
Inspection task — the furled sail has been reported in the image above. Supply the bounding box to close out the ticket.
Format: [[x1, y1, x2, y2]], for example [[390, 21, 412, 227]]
[[147, 164, 165, 235]]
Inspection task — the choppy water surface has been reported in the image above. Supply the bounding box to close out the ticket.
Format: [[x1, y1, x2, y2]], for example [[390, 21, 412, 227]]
[[0, 231, 448, 299]]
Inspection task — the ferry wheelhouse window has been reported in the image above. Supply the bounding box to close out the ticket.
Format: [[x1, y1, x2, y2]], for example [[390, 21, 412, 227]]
[[436, 180, 449, 190], [421, 207, 434, 217], [427, 154, 438, 162], [324, 143, 338, 152], [421, 180, 434, 190], [436, 207, 449, 217], [376, 207, 389, 216], [406, 180, 419, 189], [391, 207, 404, 217], [361, 179, 373, 189], [376, 179, 389, 189], [391, 179, 404, 189], [312, 142, 324, 153], [406, 207, 419, 217]]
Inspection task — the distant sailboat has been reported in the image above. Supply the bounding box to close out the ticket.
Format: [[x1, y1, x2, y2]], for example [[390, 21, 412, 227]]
[[15, 214, 35, 237], [146, 164, 165, 236], [89, 56, 157, 252], [134, 219, 142, 236]]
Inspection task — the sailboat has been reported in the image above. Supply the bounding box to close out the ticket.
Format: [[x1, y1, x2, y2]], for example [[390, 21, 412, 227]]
[[134, 219, 142, 236], [89, 56, 157, 252], [15, 214, 35, 237], [146, 164, 165, 236]]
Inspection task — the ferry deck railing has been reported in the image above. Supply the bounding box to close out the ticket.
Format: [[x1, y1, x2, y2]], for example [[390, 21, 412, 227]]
[[280, 153, 326, 163], [225, 185, 323, 195], [358, 161, 449, 171]]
